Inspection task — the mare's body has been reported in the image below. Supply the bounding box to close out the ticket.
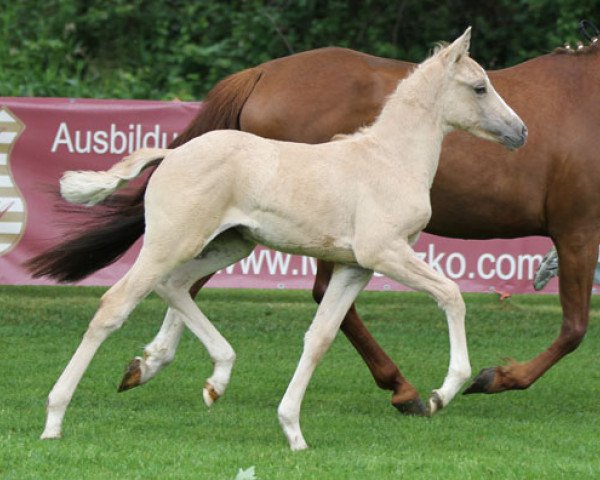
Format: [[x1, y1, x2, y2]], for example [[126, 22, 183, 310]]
[[188, 43, 600, 394]]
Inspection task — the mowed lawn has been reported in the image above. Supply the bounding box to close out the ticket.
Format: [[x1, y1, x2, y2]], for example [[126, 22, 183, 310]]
[[1, 286, 599, 479]]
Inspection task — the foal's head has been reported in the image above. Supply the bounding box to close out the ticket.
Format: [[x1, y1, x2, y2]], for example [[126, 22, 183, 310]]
[[438, 28, 527, 149]]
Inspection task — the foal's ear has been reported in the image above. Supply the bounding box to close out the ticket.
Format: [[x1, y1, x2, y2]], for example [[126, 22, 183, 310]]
[[445, 26, 472, 65]]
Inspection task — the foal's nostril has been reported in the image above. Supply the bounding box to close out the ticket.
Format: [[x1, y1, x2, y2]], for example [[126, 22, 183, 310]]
[[521, 125, 528, 138]]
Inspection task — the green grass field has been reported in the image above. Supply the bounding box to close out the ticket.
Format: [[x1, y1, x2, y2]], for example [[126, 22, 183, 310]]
[[1, 286, 599, 479]]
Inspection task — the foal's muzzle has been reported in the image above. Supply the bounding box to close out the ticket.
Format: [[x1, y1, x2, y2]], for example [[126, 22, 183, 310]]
[[501, 124, 528, 150]]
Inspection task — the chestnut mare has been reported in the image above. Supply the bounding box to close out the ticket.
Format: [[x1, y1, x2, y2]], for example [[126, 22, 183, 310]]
[[28, 36, 600, 409]]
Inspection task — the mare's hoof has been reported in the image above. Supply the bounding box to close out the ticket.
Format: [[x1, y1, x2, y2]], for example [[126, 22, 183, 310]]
[[426, 391, 443, 417], [463, 367, 496, 395], [393, 398, 427, 416], [118, 357, 143, 392]]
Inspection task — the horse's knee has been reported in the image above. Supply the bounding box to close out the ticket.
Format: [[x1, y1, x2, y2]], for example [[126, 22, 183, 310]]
[[437, 282, 465, 317], [372, 363, 404, 390]]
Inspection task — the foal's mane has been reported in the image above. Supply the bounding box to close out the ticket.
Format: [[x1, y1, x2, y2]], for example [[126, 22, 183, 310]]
[[331, 42, 456, 143]]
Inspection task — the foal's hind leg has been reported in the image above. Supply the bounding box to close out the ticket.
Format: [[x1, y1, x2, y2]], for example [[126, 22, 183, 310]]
[[118, 232, 252, 392], [148, 230, 254, 404], [314, 260, 425, 414], [41, 257, 168, 439], [118, 276, 211, 392]]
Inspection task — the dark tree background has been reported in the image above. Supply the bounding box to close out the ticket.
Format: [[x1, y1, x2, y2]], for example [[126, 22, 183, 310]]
[[1, 0, 599, 99]]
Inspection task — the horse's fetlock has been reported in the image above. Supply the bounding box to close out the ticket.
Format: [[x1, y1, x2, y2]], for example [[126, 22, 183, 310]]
[[215, 346, 236, 367], [451, 365, 472, 383], [277, 402, 298, 427], [560, 323, 587, 353], [374, 364, 404, 390], [224, 349, 236, 365], [47, 390, 69, 410]]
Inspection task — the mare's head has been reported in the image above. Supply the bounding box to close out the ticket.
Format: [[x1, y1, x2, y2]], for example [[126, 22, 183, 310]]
[[437, 28, 527, 149]]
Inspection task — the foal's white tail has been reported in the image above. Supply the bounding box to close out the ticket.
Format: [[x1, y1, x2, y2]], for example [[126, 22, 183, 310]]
[[60, 148, 171, 206]]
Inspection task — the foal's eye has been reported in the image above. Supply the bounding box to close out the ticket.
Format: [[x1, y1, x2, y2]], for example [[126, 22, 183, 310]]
[[473, 85, 487, 95]]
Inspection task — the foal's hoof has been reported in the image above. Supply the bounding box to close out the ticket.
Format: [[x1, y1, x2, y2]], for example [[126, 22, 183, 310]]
[[40, 429, 62, 440], [425, 391, 443, 417], [118, 357, 143, 392], [203, 382, 220, 407], [463, 367, 496, 395], [393, 398, 427, 416]]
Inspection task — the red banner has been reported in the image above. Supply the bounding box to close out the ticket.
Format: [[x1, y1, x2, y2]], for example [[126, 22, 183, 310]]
[[0, 97, 556, 293]]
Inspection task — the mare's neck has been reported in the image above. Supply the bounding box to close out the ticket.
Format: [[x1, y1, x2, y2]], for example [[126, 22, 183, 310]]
[[368, 58, 448, 186]]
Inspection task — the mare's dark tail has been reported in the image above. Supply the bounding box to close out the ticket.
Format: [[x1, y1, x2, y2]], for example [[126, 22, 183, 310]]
[[24, 67, 263, 282]]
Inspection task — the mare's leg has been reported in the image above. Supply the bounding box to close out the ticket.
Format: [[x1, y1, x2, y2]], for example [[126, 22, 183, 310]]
[[314, 260, 424, 414], [118, 275, 212, 392], [278, 264, 372, 450], [362, 241, 471, 415], [42, 255, 169, 439], [465, 234, 597, 394]]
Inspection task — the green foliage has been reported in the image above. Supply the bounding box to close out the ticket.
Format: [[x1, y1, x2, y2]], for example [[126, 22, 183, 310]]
[[1, 1, 600, 99], [1, 286, 600, 478]]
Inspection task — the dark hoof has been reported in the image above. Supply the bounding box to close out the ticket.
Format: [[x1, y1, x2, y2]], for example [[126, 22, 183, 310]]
[[117, 357, 142, 392], [463, 367, 496, 395], [394, 398, 427, 416]]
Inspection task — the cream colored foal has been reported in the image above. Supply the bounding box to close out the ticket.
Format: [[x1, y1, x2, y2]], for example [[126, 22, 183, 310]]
[[43, 28, 526, 450]]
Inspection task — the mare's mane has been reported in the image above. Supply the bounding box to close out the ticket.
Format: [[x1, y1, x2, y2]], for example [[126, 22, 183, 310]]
[[553, 38, 599, 55]]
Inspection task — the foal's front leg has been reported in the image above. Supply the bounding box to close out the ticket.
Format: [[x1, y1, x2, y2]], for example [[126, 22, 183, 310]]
[[278, 264, 372, 451], [363, 240, 471, 415]]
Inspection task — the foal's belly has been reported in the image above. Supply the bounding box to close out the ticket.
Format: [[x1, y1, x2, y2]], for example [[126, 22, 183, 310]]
[[239, 222, 358, 264]]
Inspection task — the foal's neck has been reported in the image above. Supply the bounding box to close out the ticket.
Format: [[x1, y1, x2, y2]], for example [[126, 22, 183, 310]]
[[368, 58, 447, 186]]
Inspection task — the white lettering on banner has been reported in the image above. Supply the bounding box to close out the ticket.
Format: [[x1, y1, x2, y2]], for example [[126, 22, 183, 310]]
[[476, 252, 543, 281], [50, 122, 179, 155], [220, 250, 318, 277], [301, 256, 317, 276], [446, 252, 466, 279], [217, 245, 544, 284], [477, 254, 496, 280]]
